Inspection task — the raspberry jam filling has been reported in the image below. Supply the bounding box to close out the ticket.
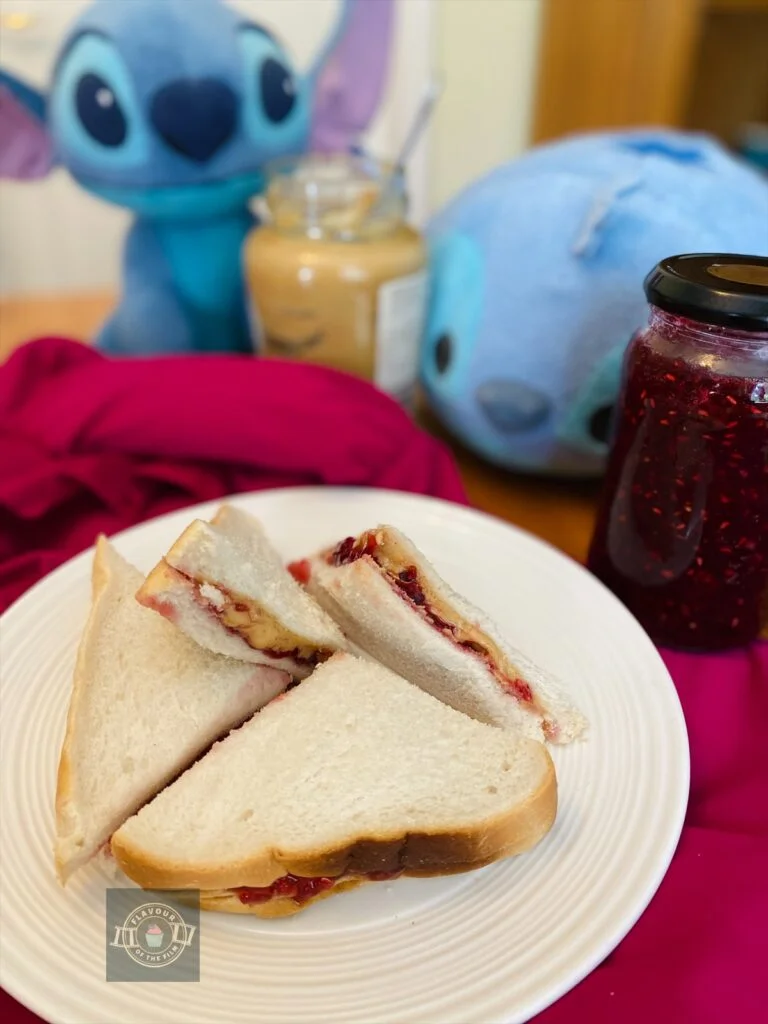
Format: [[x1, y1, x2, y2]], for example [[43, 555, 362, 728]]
[[234, 869, 402, 906], [327, 532, 379, 566], [287, 558, 312, 584], [260, 646, 320, 668], [387, 564, 537, 709]]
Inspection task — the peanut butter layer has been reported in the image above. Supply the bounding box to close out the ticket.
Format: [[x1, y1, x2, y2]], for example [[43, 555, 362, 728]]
[[374, 532, 535, 690], [154, 560, 331, 664]]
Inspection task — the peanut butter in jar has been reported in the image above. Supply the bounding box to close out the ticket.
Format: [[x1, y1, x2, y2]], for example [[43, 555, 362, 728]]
[[243, 154, 428, 407]]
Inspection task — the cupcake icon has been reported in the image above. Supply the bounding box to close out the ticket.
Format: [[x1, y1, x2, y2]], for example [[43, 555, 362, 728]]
[[145, 923, 165, 949]]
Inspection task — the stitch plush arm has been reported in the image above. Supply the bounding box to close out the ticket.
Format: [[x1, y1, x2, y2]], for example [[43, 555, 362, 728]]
[[98, 221, 194, 355]]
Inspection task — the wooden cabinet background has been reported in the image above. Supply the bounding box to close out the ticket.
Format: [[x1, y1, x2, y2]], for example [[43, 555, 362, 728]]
[[532, 0, 768, 150]]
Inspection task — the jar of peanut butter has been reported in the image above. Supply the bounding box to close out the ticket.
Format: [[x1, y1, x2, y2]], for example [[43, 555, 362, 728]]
[[243, 154, 428, 407]]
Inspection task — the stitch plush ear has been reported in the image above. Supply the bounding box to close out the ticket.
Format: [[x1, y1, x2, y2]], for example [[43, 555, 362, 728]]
[[308, 0, 394, 153], [570, 174, 642, 259], [0, 69, 54, 179]]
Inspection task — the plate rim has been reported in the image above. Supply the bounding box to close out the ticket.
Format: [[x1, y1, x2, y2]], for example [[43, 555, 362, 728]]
[[0, 486, 690, 1023]]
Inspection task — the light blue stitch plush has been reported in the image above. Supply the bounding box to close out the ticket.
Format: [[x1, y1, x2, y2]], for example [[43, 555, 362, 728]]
[[0, 0, 392, 355], [422, 130, 768, 478]]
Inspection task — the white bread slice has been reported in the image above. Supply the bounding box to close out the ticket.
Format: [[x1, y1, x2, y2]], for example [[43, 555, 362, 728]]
[[111, 653, 557, 917], [300, 526, 587, 744], [137, 505, 345, 679], [54, 537, 289, 883]]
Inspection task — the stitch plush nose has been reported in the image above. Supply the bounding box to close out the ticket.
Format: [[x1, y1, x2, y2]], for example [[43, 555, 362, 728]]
[[151, 78, 237, 162], [476, 379, 552, 433]]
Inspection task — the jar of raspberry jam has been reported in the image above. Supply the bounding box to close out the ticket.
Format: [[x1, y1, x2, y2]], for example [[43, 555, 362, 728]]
[[587, 253, 768, 651]]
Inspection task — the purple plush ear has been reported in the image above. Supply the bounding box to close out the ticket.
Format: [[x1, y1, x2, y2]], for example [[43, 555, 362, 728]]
[[309, 0, 395, 153], [0, 84, 54, 179]]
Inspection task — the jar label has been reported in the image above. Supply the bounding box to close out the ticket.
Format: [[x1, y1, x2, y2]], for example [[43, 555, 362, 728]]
[[375, 270, 428, 400]]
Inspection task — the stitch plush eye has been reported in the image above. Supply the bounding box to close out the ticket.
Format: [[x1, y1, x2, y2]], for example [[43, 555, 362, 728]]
[[260, 57, 296, 124], [237, 25, 307, 153], [435, 333, 453, 374], [75, 72, 127, 147], [51, 31, 147, 170], [420, 232, 484, 401]]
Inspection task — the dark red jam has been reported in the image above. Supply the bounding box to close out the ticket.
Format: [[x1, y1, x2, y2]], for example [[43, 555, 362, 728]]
[[386, 567, 536, 706], [328, 532, 378, 566], [261, 646, 321, 668], [236, 874, 335, 905], [235, 869, 402, 906], [395, 565, 426, 605], [588, 313, 768, 650]]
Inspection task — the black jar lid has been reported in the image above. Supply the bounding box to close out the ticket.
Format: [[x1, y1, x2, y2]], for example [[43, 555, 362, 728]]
[[644, 253, 768, 331]]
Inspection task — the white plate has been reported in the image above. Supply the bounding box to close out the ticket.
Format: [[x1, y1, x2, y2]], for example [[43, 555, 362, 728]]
[[0, 487, 689, 1024]]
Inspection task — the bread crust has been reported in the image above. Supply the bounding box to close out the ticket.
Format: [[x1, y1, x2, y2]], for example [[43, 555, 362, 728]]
[[54, 535, 113, 882], [110, 753, 556, 894]]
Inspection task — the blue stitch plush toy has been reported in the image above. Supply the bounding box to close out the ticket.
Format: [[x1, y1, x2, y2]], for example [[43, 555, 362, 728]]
[[0, 0, 392, 355], [422, 130, 768, 478]]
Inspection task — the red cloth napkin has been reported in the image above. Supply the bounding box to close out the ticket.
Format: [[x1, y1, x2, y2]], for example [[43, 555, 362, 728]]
[[1, 338, 765, 1023], [0, 337, 466, 610], [540, 642, 768, 1024]]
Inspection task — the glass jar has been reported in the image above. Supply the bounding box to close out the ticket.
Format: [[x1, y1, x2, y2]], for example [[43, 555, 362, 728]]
[[587, 253, 768, 651], [243, 153, 428, 407]]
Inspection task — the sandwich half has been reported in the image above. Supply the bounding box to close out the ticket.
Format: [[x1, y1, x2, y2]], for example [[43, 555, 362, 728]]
[[111, 653, 557, 917], [290, 526, 587, 744], [137, 505, 346, 679], [55, 537, 289, 883]]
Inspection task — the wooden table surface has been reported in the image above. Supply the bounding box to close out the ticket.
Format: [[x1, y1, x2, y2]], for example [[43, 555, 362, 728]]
[[0, 291, 600, 563]]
